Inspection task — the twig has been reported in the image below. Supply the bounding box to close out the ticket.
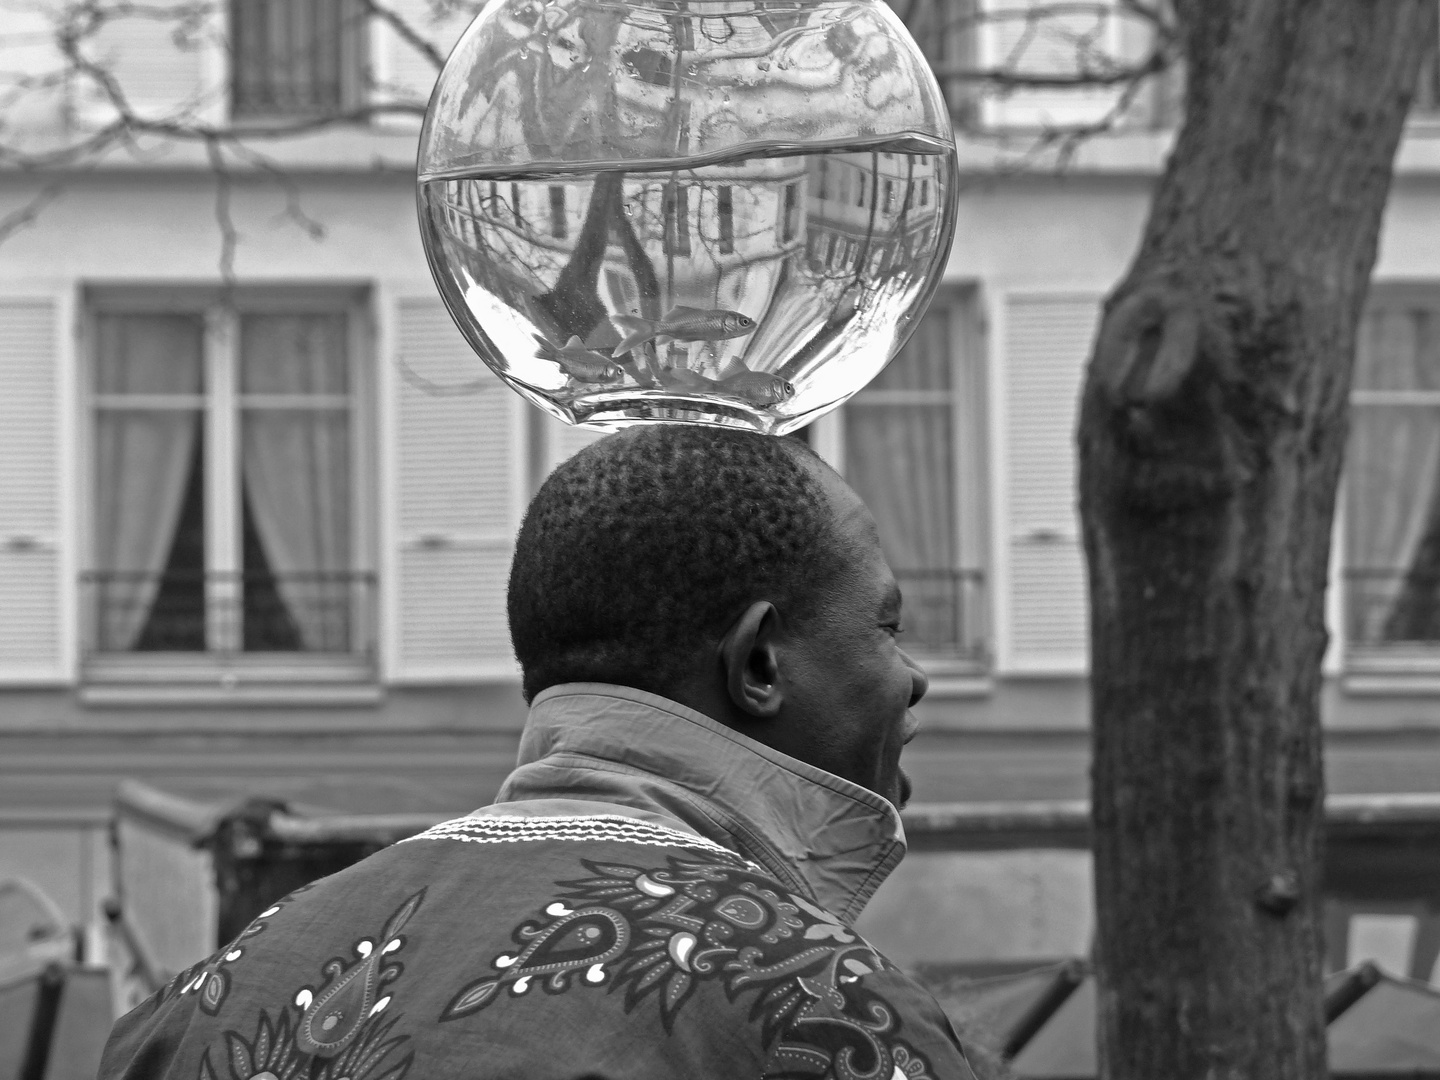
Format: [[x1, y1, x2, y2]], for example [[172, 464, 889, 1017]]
[[224, 140, 326, 240], [204, 134, 236, 285], [356, 0, 447, 70], [0, 182, 62, 243]]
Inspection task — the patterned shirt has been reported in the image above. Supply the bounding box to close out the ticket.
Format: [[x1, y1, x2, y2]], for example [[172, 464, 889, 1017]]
[[100, 684, 979, 1079]]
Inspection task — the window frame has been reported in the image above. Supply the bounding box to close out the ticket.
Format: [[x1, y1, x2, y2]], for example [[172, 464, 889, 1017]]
[[814, 284, 991, 674], [1341, 282, 1440, 679], [1407, 12, 1440, 125], [228, 0, 371, 123], [78, 284, 377, 692]]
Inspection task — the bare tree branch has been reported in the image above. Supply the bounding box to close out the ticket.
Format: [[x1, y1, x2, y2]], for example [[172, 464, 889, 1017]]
[[204, 134, 237, 285], [0, 0, 1183, 274], [930, 53, 1169, 88], [0, 182, 63, 243], [225, 140, 326, 241], [357, 0, 448, 70]]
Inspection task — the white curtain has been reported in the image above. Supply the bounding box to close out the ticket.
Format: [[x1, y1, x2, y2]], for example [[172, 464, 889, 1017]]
[[1347, 305, 1440, 642], [844, 310, 957, 646], [93, 315, 203, 651], [240, 314, 352, 651]]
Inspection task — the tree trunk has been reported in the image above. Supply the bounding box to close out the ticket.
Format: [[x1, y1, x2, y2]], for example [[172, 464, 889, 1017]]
[[1077, 3, 1436, 1078]]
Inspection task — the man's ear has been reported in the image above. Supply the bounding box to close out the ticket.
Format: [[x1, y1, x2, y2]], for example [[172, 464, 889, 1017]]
[[720, 601, 784, 719]]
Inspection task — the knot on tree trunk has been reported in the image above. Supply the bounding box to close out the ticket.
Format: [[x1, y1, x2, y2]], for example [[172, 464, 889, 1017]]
[[1254, 871, 1302, 917], [1082, 283, 1235, 518], [1094, 286, 1203, 408]]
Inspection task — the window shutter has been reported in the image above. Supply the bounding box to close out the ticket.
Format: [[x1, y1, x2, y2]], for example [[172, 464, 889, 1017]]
[[978, 0, 1124, 129], [370, 1, 475, 129], [997, 293, 1098, 673], [0, 299, 65, 682], [390, 295, 520, 681], [79, 9, 217, 124]]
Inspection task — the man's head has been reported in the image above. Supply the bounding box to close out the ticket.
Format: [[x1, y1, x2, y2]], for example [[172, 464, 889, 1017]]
[[507, 424, 927, 807]]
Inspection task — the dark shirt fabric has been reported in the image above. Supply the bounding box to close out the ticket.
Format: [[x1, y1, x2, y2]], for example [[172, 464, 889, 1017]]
[[100, 684, 979, 1079]]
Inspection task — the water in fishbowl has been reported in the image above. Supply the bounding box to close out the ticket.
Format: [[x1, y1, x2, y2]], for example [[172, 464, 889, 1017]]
[[418, 135, 957, 434]]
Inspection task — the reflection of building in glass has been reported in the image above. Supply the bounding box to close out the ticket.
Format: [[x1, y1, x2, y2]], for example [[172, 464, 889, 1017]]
[[804, 152, 941, 281], [431, 155, 807, 380]]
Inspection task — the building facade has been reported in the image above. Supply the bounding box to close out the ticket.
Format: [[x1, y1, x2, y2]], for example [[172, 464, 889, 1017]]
[[3, 0, 1440, 976]]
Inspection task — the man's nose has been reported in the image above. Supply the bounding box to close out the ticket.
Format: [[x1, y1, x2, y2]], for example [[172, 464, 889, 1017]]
[[903, 649, 928, 708]]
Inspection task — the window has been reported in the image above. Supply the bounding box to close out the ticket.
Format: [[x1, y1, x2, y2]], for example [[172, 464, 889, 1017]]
[[717, 186, 735, 254], [549, 186, 567, 239], [883, 0, 981, 124], [664, 182, 690, 256], [84, 290, 373, 671], [781, 183, 799, 244], [1345, 291, 1440, 658], [1414, 18, 1440, 117], [840, 291, 988, 662], [231, 0, 368, 120]]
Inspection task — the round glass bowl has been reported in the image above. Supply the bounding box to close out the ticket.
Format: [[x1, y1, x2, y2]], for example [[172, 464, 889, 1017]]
[[418, 0, 958, 434]]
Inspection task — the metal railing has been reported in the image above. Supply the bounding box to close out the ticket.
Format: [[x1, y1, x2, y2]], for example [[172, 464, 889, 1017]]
[[81, 571, 377, 657], [893, 568, 988, 662]]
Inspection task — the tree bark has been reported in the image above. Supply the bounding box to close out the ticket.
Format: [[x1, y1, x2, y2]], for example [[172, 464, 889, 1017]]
[[1077, 3, 1436, 1078]]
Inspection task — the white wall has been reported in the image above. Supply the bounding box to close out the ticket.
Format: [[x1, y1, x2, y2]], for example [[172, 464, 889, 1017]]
[[857, 848, 1094, 965]]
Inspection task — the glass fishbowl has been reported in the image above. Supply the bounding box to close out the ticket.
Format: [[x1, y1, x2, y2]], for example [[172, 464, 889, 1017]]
[[417, 0, 958, 434]]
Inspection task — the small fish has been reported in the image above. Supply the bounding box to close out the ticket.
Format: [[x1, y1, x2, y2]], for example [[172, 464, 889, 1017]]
[[718, 370, 795, 406], [534, 335, 624, 383], [610, 306, 757, 355]]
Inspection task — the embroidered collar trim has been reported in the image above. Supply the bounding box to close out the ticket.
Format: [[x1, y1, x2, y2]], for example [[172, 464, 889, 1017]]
[[490, 683, 906, 923]]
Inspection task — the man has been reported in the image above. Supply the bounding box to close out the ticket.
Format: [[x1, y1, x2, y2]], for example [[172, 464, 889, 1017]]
[[101, 425, 979, 1079]]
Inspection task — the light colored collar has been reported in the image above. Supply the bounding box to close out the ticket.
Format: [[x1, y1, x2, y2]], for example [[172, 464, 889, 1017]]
[[489, 683, 906, 924]]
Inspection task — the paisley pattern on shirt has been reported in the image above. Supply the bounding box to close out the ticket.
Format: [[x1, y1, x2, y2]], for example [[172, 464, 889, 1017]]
[[194, 890, 423, 1080], [441, 854, 949, 1080], [153, 884, 313, 1019]]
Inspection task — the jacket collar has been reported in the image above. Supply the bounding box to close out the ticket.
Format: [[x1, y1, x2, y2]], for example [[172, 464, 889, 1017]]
[[492, 683, 906, 924]]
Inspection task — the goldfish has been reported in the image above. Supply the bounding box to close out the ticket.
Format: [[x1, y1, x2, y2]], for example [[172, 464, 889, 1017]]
[[718, 370, 795, 406], [610, 306, 757, 355], [533, 335, 624, 383]]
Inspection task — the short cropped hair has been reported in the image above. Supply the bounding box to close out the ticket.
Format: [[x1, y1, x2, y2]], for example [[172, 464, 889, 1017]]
[[507, 426, 842, 702]]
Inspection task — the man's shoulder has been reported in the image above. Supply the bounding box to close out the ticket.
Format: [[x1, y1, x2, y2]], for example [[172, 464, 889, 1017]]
[[102, 813, 976, 1079], [403, 821, 977, 1078]]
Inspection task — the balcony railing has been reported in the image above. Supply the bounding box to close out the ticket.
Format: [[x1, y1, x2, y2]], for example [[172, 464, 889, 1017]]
[[81, 571, 377, 658], [894, 568, 988, 662]]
